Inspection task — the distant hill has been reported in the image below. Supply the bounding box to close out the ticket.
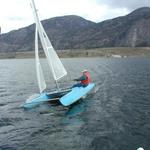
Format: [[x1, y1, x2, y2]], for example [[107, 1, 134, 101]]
[[0, 7, 150, 52]]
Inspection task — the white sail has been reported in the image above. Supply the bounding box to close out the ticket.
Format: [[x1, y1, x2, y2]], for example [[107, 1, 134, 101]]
[[35, 26, 46, 93], [30, 0, 67, 82]]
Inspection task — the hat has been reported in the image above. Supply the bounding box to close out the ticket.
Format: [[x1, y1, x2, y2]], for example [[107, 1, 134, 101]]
[[82, 69, 88, 72]]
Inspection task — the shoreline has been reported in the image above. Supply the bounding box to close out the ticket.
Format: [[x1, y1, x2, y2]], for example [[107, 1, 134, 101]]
[[0, 47, 150, 59]]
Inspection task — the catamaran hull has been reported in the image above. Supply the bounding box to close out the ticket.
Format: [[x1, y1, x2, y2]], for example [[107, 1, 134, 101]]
[[23, 83, 94, 108], [23, 93, 49, 108], [60, 83, 95, 106], [23, 89, 71, 108]]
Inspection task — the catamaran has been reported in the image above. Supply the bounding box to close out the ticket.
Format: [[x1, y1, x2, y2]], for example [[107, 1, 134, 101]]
[[23, 0, 95, 108]]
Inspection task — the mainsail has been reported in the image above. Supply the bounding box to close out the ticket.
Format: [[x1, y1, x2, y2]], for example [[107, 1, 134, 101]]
[[35, 26, 46, 93], [30, 0, 67, 92]]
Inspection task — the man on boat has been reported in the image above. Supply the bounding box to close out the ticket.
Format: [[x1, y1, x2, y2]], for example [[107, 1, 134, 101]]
[[74, 70, 91, 87]]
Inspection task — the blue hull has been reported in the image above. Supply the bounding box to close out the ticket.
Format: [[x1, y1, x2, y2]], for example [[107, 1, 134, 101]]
[[23, 93, 49, 108], [60, 83, 95, 106], [23, 83, 94, 108], [23, 89, 71, 108]]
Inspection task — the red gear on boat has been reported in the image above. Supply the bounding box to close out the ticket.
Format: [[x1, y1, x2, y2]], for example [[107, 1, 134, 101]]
[[81, 71, 91, 86]]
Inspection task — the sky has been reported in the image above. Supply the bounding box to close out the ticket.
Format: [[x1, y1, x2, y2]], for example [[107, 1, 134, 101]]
[[0, 0, 149, 33]]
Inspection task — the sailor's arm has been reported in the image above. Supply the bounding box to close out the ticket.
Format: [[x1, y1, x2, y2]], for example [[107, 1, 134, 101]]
[[74, 75, 87, 81]]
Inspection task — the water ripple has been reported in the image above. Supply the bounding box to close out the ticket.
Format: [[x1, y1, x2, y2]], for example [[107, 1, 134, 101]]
[[0, 58, 150, 150]]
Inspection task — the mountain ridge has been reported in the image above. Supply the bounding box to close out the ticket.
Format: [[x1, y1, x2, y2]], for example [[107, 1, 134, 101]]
[[0, 7, 150, 52]]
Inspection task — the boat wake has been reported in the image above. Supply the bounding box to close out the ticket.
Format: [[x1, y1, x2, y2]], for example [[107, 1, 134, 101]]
[[91, 62, 114, 95]]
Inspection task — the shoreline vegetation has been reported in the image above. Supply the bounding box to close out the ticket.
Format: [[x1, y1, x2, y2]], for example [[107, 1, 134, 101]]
[[0, 47, 150, 59]]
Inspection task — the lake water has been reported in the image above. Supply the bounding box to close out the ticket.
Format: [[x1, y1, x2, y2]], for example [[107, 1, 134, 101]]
[[0, 57, 150, 150]]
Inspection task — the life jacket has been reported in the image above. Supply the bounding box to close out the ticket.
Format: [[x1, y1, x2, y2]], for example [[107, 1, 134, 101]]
[[81, 71, 91, 85]]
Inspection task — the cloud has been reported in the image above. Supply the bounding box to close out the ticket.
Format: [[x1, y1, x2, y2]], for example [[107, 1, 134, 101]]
[[94, 0, 150, 10], [0, 0, 149, 33], [0, 0, 31, 33]]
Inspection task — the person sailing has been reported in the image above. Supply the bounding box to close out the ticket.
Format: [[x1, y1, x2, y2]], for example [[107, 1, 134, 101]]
[[74, 70, 91, 87]]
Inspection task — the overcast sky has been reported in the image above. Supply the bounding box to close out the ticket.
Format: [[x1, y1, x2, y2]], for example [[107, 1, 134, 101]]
[[0, 0, 149, 33]]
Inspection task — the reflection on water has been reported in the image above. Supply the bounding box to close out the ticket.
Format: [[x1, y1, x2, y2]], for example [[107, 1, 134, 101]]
[[0, 57, 150, 150], [66, 100, 85, 117]]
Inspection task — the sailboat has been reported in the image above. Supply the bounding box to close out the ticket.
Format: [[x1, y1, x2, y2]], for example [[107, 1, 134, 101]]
[[23, 0, 95, 108]]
